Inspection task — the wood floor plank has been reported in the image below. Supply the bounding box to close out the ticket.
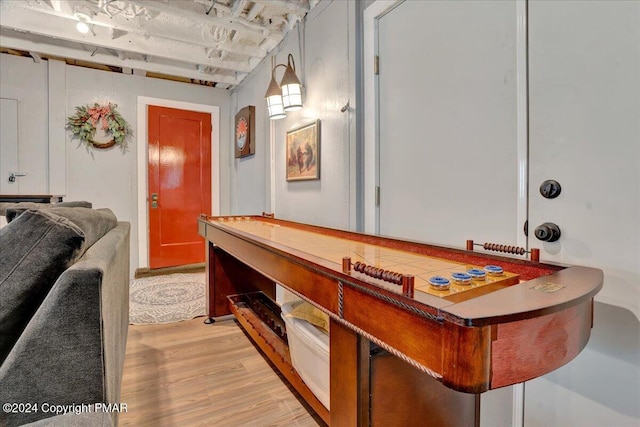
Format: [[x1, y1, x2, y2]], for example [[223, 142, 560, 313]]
[[120, 317, 324, 427]]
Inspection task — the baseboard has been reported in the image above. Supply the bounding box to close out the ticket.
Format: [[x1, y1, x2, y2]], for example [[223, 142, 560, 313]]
[[135, 263, 205, 279]]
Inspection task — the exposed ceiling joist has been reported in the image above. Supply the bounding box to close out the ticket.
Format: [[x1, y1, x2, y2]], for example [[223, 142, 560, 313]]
[[7, 1, 267, 59], [253, 0, 310, 17], [0, 30, 240, 86], [0, 0, 315, 89], [125, 0, 284, 40], [1, 6, 251, 73]]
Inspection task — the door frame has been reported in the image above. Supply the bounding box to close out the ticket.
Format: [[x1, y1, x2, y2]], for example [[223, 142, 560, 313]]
[[136, 96, 220, 269], [363, 0, 400, 234]]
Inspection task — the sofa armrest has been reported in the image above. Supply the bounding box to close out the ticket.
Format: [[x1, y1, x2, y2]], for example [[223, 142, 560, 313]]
[[0, 223, 130, 427], [73, 222, 130, 413]]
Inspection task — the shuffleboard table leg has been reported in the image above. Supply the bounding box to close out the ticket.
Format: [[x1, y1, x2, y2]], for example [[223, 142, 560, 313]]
[[204, 317, 216, 324]]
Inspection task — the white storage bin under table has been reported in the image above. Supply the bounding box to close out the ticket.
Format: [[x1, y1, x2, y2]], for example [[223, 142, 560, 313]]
[[280, 300, 330, 410]]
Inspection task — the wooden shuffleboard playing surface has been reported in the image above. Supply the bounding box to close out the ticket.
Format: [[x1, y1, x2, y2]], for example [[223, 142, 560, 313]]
[[212, 217, 518, 303]]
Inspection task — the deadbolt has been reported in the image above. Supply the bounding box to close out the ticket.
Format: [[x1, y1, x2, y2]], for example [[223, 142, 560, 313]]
[[151, 193, 158, 208], [540, 180, 561, 199]]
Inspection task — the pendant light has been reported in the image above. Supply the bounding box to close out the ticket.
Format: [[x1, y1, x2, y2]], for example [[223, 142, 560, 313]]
[[265, 54, 303, 120], [265, 72, 286, 120], [280, 54, 303, 111]]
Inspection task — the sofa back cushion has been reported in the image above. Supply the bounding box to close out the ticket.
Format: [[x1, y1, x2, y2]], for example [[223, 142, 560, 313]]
[[6, 207, 117, 259], [0, 210, 85, 364], [0, 200, 92, 216]]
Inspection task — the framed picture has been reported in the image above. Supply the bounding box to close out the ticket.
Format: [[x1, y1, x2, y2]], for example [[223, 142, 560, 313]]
[[286, 120, 320, 181], [235, 105, 255, 158]]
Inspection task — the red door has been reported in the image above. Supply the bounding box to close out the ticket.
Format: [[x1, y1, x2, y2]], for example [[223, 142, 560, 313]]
[[148, 105, 211, 269]]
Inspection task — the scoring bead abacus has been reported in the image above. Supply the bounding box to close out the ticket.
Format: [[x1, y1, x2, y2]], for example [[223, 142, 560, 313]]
[[482, 242, 527, 255], [353, 261, 404, 286]]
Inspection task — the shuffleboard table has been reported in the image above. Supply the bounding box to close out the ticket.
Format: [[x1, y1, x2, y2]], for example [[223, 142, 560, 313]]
[[198, 214, 603, 427]]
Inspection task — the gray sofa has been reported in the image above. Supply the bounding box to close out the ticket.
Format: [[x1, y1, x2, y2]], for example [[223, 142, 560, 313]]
[[0, 203, 130, 426]]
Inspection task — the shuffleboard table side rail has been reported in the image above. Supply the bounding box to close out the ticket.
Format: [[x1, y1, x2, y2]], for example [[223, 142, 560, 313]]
[[199, 215, 603, 325]]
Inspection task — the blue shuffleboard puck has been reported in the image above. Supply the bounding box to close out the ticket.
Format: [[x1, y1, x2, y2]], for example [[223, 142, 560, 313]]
[[484, 265, 504, 276], [467, 268, 487, 280], [451, 272, 472, 285], [428, 276, 450, 291]]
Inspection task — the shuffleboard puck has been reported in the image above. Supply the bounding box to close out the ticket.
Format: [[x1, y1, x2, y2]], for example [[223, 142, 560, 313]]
[[467, 268, 487, 280], [429, 276, 450, 291], [451, 272, 472, 285], [484, 265, 504, 276]]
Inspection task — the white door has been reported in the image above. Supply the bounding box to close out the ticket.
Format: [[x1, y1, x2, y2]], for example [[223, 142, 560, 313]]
[[373, 1, 526, 425], [0, 98, 19, 194], [377, 0, 525, 251], [526, 1, 640, 425]]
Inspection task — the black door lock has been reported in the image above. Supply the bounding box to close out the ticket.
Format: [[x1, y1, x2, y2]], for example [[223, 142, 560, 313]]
[[8, 172, 26, 183], [540, 180, 561, 199], [534, 222, 561, 242]]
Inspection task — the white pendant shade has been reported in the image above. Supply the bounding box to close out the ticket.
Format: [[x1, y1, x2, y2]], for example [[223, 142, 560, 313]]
[[282, 83, 303, 111], [267, 94, 286, 120]]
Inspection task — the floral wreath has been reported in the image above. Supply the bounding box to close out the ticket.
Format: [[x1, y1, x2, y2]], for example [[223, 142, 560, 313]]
[[66, 102, 131, 149]]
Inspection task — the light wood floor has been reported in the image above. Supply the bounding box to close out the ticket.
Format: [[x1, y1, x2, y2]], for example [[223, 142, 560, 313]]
[[120, 317, 325, 427]]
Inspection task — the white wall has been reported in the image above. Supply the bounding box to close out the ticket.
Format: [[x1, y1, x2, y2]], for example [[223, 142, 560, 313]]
[[0, 53, 231, 273], [0, 54, 48, 194], [229, 61, 270, 215], [231, 0, 355, 230], [0, 98, 19, 194]]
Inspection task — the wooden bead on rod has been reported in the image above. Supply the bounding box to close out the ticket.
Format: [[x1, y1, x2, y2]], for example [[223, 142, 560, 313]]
[[482, 242, 527, 256], [466, 239, 540, 262], [351, 261, 413, 294]]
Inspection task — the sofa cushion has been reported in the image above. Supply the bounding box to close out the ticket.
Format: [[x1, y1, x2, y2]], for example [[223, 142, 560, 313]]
[[6, 207, 117, 257], [0, 210, 85, 364], [0, 200, 92, 216]]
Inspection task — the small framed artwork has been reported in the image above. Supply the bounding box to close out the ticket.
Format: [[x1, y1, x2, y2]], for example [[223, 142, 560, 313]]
[[286, 120, 320, 181], [235, 105, 255, 158]]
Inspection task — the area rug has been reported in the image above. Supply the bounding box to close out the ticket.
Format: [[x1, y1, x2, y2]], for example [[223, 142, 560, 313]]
[[129, 272, 206, 324]]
